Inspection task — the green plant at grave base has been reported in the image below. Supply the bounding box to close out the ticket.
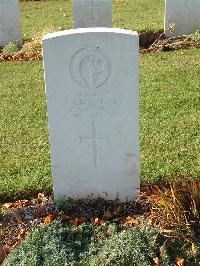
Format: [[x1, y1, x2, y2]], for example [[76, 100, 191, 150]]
[[3, 222, 200, 266], [2, 41, 21, 56], [188, 30, 200, 42], [55, 196, 72, 211]]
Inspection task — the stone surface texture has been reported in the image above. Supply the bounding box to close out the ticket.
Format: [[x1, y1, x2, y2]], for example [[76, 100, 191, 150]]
[[165, 0, 200, 37], [73, 0, 112, 28], [43, 28, 139, 201], [0, 0, 22, 46]]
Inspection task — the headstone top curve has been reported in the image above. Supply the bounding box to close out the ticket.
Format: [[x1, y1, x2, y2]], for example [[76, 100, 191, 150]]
[[42, 28, 138, 42]]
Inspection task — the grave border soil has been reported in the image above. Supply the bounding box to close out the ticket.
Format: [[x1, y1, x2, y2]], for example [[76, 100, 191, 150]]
[[1, 178, 200, 265], [1, 30, 200, 62]]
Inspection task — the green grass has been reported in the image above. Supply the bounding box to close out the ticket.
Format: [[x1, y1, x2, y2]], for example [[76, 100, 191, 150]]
[[0, 62, 51, 195], [0, 48, 199, 197], [113, 0, 164, 31], [21, 0, 72, 40], [141, 48, 200, 183], [20, 0, 164, 40]]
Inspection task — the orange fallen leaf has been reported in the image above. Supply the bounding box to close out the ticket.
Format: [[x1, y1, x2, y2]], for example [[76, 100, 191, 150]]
[[92, 218, 105, 226], [94, 218, 101, 225], [176, 258, 185, 266], [70, 217, 78, 225], [123, 216, 137, 227], [44, 214, 54, 223]]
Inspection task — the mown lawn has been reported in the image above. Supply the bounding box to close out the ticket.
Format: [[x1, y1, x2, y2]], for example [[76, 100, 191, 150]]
[[20, 0, 164, 40], [0, 48, 199, 197]]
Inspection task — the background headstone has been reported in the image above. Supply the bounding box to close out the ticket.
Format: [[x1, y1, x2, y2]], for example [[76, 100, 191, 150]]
[[73, 0, 112, 28], [43, 28, 139, 201], [165, 0, 200, 37], [0, 0, 22, 47]]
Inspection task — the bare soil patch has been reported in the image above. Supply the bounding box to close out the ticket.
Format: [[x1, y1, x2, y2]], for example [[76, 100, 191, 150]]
[[139, 30, 200, 53]]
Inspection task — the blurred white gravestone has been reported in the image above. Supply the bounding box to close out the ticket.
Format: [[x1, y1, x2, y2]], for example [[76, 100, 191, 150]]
[[0, 0, 22, 47], [165, 0, 200, 37], [73, 0, 112, 28], [42, 28, 139, 201]]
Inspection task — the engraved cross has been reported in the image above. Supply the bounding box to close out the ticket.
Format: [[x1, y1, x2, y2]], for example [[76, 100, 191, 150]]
[[80, 121, 110, 167], [90, 0, 100, 26]]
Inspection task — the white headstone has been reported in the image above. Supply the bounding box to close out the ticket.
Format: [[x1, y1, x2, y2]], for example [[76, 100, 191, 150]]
[[165, 0, 200, 37], [73, 0, 112, 28], [42, 28, 139, 201], [0, 0, 22, 47]]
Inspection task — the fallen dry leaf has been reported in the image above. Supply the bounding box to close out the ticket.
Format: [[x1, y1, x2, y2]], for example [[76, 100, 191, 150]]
[[0, 242, 6, 264], [176, 257, 185, 266], [2, 203, 14, 209], [123, 216, 137, 227], [92, 218, 103, 226], [15, 200, 29, 208], [44, 214, 54, 223], [38, 193, 47, 203], [147, 217, 154, 226], [16, 229, 27, 241], [13, 211, 22, 223], [70, 217, 78, 225]]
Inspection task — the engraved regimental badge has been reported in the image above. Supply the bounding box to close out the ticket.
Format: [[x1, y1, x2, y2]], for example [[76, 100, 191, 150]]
[[70, 40, 113, 89]]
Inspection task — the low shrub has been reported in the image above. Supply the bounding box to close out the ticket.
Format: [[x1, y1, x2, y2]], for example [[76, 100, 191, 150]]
[[3, 221, 200, 266], [3, 222, 121, 266], [2, 41, 21, 55]]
